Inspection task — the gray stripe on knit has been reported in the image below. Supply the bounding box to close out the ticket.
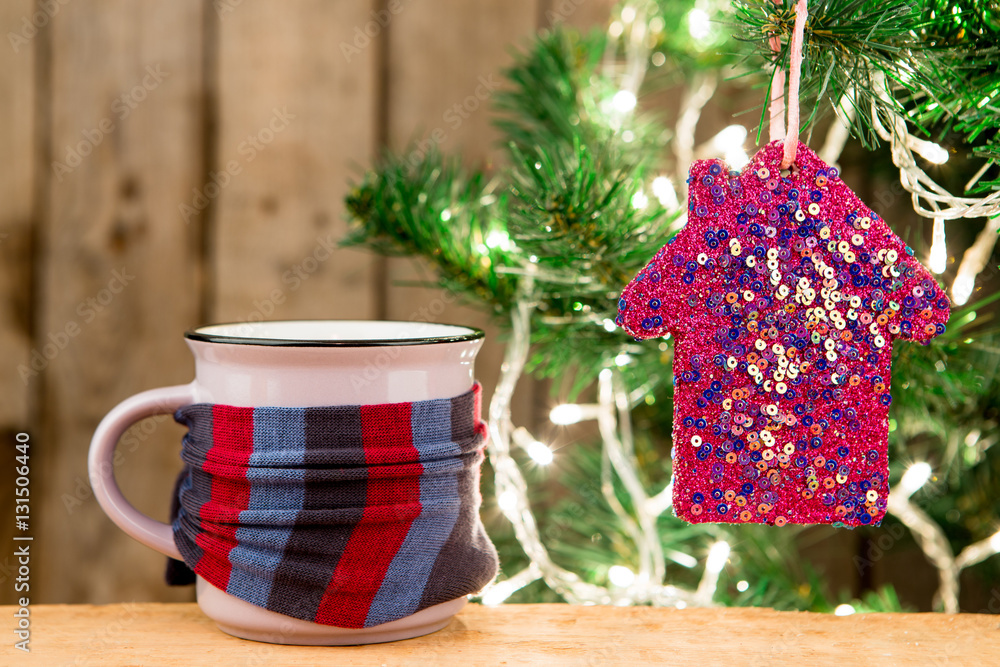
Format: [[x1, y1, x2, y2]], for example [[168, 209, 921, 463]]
[[227, 407, 306, 607], [264, 405, 365, 620], [172, 404, 214, 570], [364, 397, 461, 626], [415, 392, 498, 611]]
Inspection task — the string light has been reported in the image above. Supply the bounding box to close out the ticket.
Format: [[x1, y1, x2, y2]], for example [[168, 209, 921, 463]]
[[498, 489, 519, 513], [951, 215, 1000, 305], [652, 176, 679, 209], [695, 541, 730, 603], [515, 429, 555, 466], [481, 581, 514, 606], [871, 71, 999, 221], [612, 90, 638, 114], [834, 604, 856, 616], [608, 565, 637, 588], [705, 541, 731, 574], [549, 403, 600, 425], [480, 563, 542, 606], [899, 461, 933, 498], [929, 218, 947, 274], [631, 189, 649, 210], [712, 124, 747, 152], [487, 229, 514, 250], [952, 274, 975, 306], [710, 124, 750, 169], [911, 137, 949, 165], [687, 8, 711, 39], [473, 8, 1000, 618]]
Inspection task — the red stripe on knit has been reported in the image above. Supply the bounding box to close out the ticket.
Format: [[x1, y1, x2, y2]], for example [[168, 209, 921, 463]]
[[194, 405, 254, 591], [315, 401, 422, 628]]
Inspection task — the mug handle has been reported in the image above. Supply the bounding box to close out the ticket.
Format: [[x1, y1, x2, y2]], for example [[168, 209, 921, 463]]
[[88, 383, 196, 560]]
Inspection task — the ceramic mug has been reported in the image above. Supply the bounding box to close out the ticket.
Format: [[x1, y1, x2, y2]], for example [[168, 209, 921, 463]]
[[88, 320, 485, 645]]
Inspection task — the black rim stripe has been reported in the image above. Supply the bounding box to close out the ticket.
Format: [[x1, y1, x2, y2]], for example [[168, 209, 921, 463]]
[[184, 320, 485, 348]]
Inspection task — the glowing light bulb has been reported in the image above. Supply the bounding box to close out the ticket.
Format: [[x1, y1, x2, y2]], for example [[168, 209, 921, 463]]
[[614, 353, 632, 366], [612, 90, 637, 114], [482, 581, 514, 606], [990, 530, 1000, 553], [630, 190, 648, 210], [525, 439, 554, 465], [602, 319, 617, 333], [652, 176, 678, 209], [705, 541, 730, 574], [834, 604, 856, 616], [900, 462, 932, 497], [486, 229, 513, 250], [736, 580, 749, 592], [687, 8, 711, 39], [713, 125, 748, 153], [550, 404, 584, 425], [498, 489, 518, 513], [918, 141, 949, 165], [725, 148, 751, 170], [929, 218, 947, 274], [440, 209, 452, 221], [608, 565, 636, 587], [620, 6, 636, 23], [952, 273, 974, 306]]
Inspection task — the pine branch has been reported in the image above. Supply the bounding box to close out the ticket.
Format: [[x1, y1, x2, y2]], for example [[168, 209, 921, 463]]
[[733, 0, 999, 171]]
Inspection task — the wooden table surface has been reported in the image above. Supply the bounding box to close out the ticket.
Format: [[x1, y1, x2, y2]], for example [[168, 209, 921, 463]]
[[3, 602, 998, 665]]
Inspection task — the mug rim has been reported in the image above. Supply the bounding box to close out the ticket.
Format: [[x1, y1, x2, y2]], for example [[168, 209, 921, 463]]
[[185, 319, 485, 348]]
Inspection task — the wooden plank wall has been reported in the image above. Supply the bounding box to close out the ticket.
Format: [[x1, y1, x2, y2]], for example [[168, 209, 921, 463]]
[[0, 0, 612, 605], [0, 0, 35, 601], [33, 0, 206, 604]]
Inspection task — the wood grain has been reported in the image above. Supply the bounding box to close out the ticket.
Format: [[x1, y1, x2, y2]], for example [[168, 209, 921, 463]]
[[210, 0, 379, 323], [0, 0, 37, 607], [384, 0, 539, 429], [0, 0, 34, 430], [7, 602, 998, 665], [33, 0, 205, 604]]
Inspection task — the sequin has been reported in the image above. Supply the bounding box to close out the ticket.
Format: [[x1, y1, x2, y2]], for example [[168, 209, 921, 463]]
[[617, 140, 950, 528]]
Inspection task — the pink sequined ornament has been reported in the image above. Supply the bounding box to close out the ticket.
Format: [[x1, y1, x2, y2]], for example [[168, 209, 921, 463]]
[[617, 141, 950, 527]]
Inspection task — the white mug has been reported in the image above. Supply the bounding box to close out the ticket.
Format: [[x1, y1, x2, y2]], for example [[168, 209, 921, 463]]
[[88, 320, 485, 645]]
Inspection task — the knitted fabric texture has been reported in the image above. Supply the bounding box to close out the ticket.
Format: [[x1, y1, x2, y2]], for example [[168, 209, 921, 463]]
[[168, 384, 498, 629]]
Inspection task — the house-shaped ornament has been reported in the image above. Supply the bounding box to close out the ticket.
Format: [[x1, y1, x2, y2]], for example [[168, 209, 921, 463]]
[[617, 141, 950, 527]]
